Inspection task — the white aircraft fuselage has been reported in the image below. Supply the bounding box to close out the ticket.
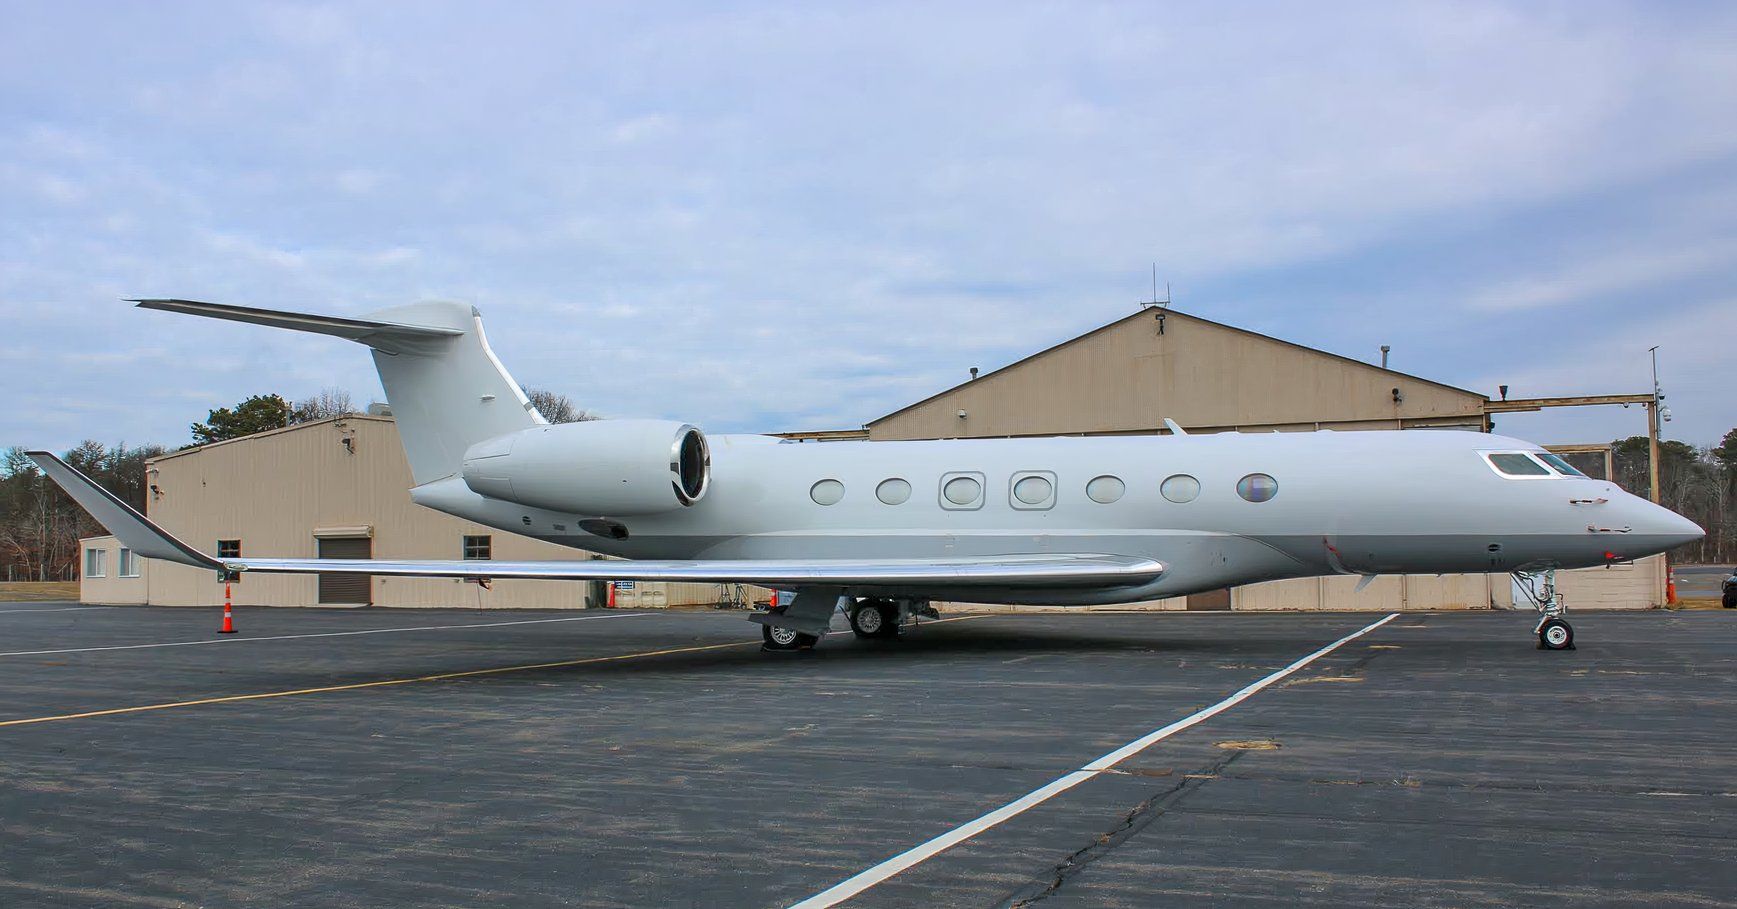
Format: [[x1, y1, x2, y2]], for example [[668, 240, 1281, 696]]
[[416, 426, 1700, 606]]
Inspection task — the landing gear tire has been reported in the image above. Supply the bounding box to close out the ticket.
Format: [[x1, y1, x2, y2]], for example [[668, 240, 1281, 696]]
[[850, 601, 898, 639], [762, 624, 819, 651], [1538, 618, 1574, 651]]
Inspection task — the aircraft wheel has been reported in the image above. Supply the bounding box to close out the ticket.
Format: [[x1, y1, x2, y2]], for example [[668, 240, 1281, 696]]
[[850, 601, 896, 638], [762, 624, 818, 651], [1537, 618, 1574, 651]]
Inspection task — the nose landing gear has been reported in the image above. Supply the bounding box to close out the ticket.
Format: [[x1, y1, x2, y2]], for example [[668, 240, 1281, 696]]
[[1514, 566, 1575, 651]]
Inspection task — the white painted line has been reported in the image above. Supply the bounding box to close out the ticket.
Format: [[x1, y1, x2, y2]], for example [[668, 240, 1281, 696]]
[[0, 611, 654, 657], [0, 606, 114, 615], [787, 612, 1399, 909]]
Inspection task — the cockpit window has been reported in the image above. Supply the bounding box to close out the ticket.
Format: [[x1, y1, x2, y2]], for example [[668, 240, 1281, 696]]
[[1536, 452, 1588, 477], [1486, 452, 1552, 477]]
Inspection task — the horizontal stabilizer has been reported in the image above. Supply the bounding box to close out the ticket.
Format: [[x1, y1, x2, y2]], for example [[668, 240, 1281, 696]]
[[131, 299, 462, 355], [29, 452, 1164, 589]]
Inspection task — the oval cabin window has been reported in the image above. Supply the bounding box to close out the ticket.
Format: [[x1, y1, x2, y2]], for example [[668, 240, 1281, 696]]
[[1161, 474, 1200, 503], [1236, 473, 1278, 503], [1013, 475, 1053, 505], [810, 479, 846, 506], [876, 478, 912, 505], [1086, 475, 1125, 504], [943, 476, 982, 506]]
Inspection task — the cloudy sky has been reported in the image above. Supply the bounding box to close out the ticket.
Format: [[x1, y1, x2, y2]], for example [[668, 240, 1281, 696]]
[[4, 1, 1734, 453]]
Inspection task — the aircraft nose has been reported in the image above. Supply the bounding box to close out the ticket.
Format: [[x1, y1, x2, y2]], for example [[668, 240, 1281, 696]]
[[1636, 499, 1705, 549]]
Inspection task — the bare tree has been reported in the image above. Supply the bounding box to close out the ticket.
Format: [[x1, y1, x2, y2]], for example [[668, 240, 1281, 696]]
[[524, 388, 597, 424], [291, 388, 356, 424]]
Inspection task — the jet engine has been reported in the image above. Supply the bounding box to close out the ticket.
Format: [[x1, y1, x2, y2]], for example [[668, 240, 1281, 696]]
[[460, 419, 710, 516]]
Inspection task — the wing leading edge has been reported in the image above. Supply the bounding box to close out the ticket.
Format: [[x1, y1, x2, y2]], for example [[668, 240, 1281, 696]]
[[27, 451, 1164, 589]]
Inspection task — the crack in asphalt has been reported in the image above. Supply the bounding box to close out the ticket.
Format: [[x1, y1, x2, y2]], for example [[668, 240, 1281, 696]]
[[995, 750, 1247, 908]]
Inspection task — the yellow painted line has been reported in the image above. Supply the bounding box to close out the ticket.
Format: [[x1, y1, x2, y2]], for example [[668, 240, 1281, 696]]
[[0, 639, 755, 729], [0, 613, 990, 729]]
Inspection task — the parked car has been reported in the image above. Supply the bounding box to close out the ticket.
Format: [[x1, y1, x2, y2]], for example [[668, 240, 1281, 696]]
[[1724, 571, 1737, 609]]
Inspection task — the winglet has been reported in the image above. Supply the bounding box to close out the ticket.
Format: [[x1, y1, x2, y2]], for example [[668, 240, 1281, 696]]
[[25, 451, 222, 571]]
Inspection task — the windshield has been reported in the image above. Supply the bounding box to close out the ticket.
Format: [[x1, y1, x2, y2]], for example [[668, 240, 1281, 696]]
[[1536, 452, 1588, 477], [1486, 452, 1552, 477]]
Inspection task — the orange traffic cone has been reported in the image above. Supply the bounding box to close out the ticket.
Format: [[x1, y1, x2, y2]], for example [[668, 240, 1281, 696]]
[[219, 581, 237, 633]]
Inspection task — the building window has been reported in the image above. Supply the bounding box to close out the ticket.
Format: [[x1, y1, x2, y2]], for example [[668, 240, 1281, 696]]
[[1161, 474, 1201, 503], [875, 478, 912, 505], [810, 479, 846, 506], [217, 539, 241, 583], [1086, 475, 1125, 504], [84, 548, 106, 578], [463, 535, 493, 560], [119, 548, 140, 578], [1236, 473, 1279, 502]]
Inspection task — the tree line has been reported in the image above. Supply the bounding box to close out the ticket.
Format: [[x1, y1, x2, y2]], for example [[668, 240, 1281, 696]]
[[1608, 431, 1737, 565], [1, 387, 591, 581]]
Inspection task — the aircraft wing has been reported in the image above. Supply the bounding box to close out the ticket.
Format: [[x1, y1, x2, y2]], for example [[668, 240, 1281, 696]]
[[28, 451, 1164, 589]]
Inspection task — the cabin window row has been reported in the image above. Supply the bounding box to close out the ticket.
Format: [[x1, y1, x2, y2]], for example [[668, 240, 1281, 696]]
[[807, 472, 1278, 507]]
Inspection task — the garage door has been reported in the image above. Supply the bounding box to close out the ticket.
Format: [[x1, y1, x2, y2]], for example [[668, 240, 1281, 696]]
[[317, 536, 372, 605]]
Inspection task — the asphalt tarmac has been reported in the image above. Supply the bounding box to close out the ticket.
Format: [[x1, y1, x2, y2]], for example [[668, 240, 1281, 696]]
[[1, 603, 1733, 908]]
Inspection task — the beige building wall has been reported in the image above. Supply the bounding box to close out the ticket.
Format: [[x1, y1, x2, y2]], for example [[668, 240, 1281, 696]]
[[869, 308, 1487, 441], [127, 416, 753, 610], [77, 535, 149, 605]]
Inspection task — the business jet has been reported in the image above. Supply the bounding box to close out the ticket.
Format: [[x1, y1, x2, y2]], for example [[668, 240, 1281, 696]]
[[32, 300, 1704, 653]]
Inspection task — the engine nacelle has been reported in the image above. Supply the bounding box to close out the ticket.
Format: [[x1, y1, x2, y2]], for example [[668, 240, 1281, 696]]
[[460, 419, 710, 516]]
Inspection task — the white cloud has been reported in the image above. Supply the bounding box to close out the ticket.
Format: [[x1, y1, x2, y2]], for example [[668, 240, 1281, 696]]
[[1468, 239, 1737, 311], [1469, 296, 1737, 445]]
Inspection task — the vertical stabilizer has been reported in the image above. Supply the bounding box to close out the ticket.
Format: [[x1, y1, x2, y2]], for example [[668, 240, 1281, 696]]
[[360, 302, 544, 484]]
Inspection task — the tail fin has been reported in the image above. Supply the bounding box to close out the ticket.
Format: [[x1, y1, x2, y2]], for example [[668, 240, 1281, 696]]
[[134, 299, 544, 484]]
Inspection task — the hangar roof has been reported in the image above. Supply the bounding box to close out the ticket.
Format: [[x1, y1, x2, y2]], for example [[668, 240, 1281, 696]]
[[864, 307, 1489, 441], [149, 414, 395, 464]]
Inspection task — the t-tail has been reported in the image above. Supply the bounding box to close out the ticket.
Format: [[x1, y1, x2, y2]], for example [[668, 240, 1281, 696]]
[[132, 299, 544, 485]]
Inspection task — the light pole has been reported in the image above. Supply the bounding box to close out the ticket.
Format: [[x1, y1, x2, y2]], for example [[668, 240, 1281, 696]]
[[1647, 346, 1665, 505]]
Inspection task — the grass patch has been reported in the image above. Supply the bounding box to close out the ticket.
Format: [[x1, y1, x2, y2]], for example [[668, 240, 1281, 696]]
[[0, 582, 81, 602]]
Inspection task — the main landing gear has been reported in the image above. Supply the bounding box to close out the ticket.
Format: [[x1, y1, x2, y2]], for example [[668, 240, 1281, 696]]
[[848, 598, 901, 639], [1513, 566, 1574, 651], [761, 624, 819, 651], [755, 594, 931, 651]]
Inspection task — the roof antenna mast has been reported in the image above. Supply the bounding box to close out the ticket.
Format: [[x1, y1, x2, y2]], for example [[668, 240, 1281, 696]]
[[1139, 263, 1171, 333]]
